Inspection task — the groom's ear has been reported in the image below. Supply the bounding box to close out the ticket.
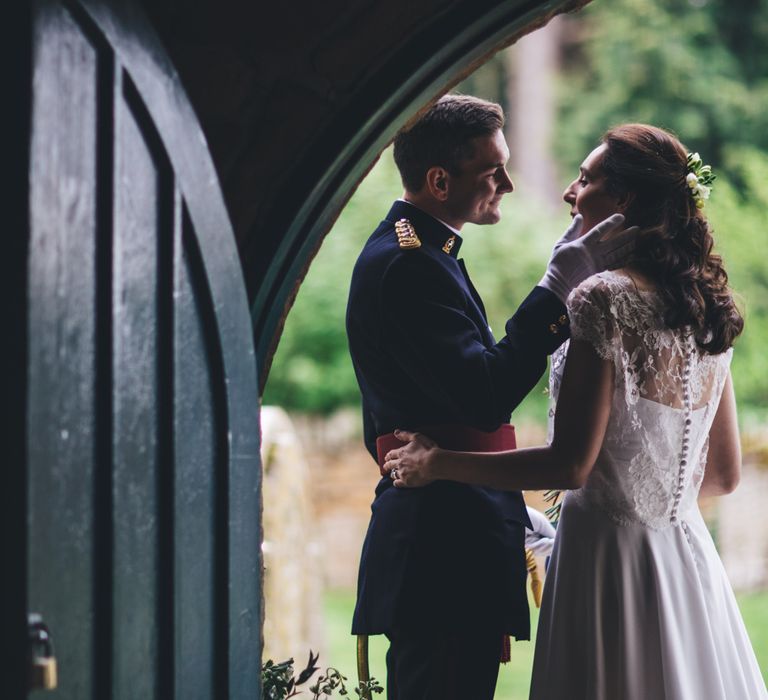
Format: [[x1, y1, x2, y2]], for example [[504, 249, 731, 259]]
[[424, 166, 451, 202]]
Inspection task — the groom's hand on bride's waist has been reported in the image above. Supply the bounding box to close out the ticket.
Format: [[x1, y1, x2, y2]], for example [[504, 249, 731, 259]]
[[382, 430, 439, 489], [538, 213, 638, 303]]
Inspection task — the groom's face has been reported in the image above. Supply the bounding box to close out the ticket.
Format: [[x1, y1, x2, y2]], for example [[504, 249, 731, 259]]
[[444, 129, 514, 227]]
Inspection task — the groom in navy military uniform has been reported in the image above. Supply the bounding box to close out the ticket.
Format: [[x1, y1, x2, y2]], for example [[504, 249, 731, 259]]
[[346, 95, 632, 699]]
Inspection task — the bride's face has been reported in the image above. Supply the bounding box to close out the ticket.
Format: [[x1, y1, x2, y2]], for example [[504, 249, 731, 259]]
[[563, 144, 623, 234]]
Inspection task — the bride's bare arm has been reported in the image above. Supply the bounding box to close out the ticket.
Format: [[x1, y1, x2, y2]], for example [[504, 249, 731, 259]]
[[383, 339, 614, 490], [699, 372, 741, 497]]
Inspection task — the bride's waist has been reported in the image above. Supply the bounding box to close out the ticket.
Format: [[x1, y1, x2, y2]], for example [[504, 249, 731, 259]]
[[561, 490, 705, 535], [566, 482, 700, 528]]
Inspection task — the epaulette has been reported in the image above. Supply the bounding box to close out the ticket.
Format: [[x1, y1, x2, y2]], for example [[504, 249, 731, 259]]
[[395, 218, 421, 249]]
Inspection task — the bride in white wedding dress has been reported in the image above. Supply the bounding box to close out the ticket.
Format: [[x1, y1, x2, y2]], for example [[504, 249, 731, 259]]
[[382, 124, 767, 699]]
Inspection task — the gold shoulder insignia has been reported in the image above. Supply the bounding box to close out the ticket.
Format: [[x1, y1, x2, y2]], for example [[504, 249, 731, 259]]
[[395, 218, 421, 249], [442, 235, 456, 254]]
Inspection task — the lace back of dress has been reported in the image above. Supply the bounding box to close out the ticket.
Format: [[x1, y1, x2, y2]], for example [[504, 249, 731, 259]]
[[620, 320, 720, 411], [555, 271, 733, 529]]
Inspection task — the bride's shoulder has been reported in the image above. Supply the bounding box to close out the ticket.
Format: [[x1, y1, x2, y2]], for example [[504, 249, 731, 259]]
[[569, 270, 625, 303], [565, 272, 620, 352], [567, 270, 660, 327], [566, 274, 616, 327], [571, 269, 656, 300]]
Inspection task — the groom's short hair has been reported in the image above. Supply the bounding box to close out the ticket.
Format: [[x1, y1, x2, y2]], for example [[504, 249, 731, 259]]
[[394, 94, 505, 192]]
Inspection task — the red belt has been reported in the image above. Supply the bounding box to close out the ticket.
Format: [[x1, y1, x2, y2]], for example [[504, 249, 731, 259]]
[[376, 424, 516, 469]]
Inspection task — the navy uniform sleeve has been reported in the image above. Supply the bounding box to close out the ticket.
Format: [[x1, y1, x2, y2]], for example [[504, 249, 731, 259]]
[[380, 252, 568, 427]]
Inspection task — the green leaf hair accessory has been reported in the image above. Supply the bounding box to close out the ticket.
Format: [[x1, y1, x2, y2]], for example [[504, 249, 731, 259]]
[[686, 152, 716, 209]]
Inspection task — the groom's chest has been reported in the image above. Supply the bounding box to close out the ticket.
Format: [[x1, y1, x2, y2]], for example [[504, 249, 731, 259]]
[[444, 256, 495, 344]]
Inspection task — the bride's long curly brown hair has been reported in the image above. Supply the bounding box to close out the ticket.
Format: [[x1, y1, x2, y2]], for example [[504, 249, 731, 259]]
[[600, 123, 743, 354]]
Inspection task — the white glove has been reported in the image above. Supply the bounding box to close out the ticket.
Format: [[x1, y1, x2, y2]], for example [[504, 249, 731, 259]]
[[525, 506, 557, 557], [539, 214, 637, 303]]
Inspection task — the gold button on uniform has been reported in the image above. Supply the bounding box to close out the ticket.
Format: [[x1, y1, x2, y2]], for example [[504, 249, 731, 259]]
[[549, 323, 559, 334]]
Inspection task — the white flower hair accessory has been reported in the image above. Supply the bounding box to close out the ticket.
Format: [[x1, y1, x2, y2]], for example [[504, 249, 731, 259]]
[[686, 152, 716, 209]]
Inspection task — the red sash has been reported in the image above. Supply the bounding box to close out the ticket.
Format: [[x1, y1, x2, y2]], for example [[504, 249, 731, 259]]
[[376, 423, 516, 468]]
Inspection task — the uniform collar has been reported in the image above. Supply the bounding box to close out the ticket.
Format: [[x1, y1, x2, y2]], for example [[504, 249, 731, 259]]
[[385, 200, 463, 258]]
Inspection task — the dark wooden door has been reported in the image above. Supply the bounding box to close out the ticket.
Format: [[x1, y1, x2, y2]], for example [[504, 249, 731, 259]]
[[25, 1, 262, 697]]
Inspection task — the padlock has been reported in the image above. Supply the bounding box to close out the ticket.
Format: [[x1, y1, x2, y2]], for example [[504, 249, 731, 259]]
[[30, 655, 58, 690], [28, 613, 58, 691]]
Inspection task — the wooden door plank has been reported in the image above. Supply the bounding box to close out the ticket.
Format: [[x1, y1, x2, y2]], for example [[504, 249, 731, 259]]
[[28, 4, 99, 697], [111, 77, 165, 700], [173, 209, 217, 700]]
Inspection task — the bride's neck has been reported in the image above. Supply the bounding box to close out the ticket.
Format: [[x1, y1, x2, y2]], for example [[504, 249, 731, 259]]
[[613, 266, 656, 292]]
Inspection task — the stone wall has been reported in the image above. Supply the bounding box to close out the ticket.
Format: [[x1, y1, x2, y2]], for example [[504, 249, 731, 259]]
[[718, 461, 768, 591], [260, 407, 325, 664]]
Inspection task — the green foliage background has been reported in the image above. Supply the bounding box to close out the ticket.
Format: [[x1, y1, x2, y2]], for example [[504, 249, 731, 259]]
[[555, 0, 768, 176], [264, 0, 768, 425], [706, 146, 768, 424]]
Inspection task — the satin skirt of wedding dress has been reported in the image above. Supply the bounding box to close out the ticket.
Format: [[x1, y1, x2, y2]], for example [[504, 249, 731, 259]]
[[528, 493, 767, 700]]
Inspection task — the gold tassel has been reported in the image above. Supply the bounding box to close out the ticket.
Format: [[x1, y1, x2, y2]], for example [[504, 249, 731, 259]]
[[526, 548, 543, 609]]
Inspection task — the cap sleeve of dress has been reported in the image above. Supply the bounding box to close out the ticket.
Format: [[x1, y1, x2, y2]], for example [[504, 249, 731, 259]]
[[566, 274, 616, 361]]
